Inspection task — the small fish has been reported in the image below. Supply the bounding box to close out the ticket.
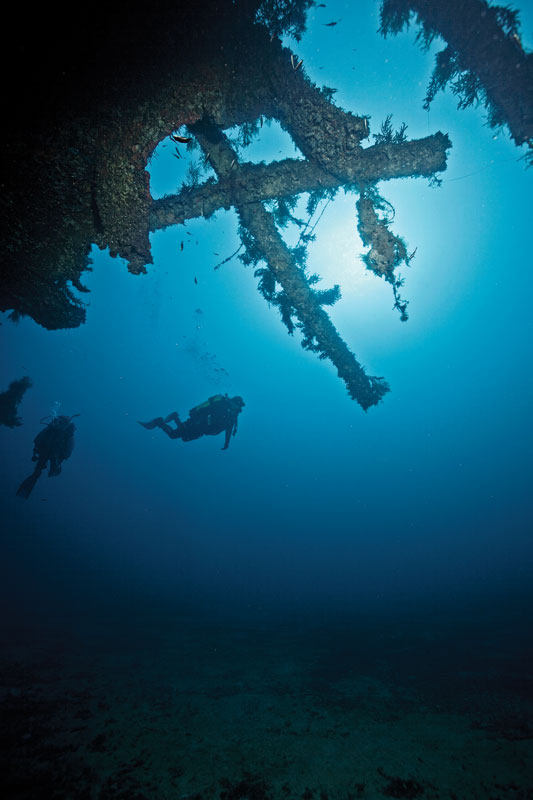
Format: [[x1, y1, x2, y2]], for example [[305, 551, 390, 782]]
[[230, 159, 235, 169], [214, 252, 219, 256], [180, 241, 184, 251], [186, 231, 192, 235], [317, 3, 326, 6], [408, 247, 417, 261], [323, 19, 341, 26], [194, 277, 198, 284], [294, 59, 303, 71], [171, 134, 192, 144], [172, 152, 181, 160], [260, 115, 263, 127]]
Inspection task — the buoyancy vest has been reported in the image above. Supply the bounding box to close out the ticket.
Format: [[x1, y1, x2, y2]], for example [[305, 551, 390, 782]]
[[188, 395, 227, 418]]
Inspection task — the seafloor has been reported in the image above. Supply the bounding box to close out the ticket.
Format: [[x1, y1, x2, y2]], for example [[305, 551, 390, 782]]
[[2, 612, 532, 799]]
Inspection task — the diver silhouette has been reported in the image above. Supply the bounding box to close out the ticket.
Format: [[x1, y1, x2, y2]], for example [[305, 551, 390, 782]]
[[139, 394, 245, 450], [16, 414, 78, 499]]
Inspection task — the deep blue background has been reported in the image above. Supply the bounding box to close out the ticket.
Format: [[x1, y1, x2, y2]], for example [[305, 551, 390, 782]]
[[2, 0, 532, 637]]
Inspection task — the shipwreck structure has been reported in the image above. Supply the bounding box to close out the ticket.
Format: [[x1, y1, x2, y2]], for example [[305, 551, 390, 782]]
[[379, 0, 533, 163], [1, 1, 451, 408]]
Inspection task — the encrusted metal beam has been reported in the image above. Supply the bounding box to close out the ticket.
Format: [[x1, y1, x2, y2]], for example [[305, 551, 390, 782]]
[[189, 119, 389, 409], [150, 133, 449, 232]]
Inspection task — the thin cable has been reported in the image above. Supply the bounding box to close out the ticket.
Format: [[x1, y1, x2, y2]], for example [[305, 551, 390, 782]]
[[213, 243, 243, 270], [443, 155, 519, 183], [295, 195, 333, 249]]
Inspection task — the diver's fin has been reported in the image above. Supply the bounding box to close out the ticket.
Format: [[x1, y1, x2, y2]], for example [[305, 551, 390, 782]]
[[16, 471, 41, 499], [138, 417, 164, 430]]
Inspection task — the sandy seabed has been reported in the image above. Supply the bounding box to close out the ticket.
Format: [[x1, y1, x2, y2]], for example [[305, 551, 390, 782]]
[[1, 617, 532, 799]]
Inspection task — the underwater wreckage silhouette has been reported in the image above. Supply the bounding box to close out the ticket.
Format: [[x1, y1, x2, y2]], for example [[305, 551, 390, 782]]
[[149, 102, 449, 409], [1, 17, 450, 409]]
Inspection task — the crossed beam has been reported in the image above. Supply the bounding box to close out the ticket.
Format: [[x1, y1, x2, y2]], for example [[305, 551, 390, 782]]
[[148, 117, 449, 409]]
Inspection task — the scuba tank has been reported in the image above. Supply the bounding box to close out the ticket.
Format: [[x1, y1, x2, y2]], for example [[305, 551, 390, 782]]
[[188, 395, 226, 417]]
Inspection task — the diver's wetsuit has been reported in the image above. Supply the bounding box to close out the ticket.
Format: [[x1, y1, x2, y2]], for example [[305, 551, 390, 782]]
[[16, 415, 76, 498], [139, 395, 244, 450]]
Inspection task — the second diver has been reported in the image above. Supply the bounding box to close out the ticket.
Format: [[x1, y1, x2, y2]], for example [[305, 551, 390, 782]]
[[138, 394, 245, 450]]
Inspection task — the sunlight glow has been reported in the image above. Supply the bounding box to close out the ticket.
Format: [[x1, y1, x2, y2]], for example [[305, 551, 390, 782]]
[[303, 194, 386, 304]]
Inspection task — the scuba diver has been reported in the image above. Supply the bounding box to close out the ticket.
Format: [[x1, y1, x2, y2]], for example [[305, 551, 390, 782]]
[[139, 394, 245, 450], [16, 414, 78, 499]]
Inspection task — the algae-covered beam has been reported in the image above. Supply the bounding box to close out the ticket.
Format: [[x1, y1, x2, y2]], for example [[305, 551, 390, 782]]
[[236, 199, 389, 409], [0, 376, 32, 428], [379, 0, 533, 160], [271, 50, 451, 176], [150, 132, 449, 231], [189, 118, 389, 409]]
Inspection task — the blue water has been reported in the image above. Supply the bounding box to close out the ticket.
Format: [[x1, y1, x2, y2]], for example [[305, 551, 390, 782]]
[[1, 2, 532, 796]]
